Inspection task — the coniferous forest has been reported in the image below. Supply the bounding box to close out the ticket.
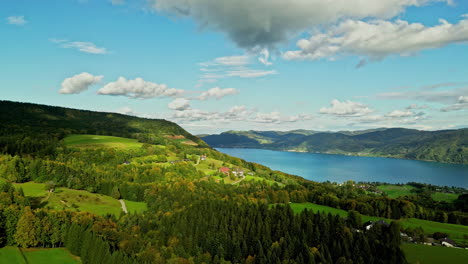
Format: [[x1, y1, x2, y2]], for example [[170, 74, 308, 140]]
[[0, 101, 467, 263]]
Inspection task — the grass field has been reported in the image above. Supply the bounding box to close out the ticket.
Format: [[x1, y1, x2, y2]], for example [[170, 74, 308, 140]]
[[0, 247, 80, 264], [377, 185, 416, 198], [14, 181, 47, 197], [402, 243, 468, 264], [14, 182, 147, 216], [64, 134, 143, 149], [288, 203, 468, 245], [243, 175, 283, 186], [44, 188, 124, 216], [431, 192, 459, 203], [125, 199, 147, 213]]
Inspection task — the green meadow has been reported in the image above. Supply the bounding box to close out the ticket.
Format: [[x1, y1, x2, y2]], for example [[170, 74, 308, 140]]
[[431, 192, 459, 203], [0, 247, 80, 264], [64, 134, 143, 149], [288, 202, 468, 245], [14, 182, 147, 216], [377, 185, 416, 198], [402, 243, 468, 264], [377, 184, 460, 203]]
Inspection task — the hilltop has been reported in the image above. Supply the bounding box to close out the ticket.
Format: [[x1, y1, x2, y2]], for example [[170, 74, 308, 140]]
[[200, 128, 468, 164]]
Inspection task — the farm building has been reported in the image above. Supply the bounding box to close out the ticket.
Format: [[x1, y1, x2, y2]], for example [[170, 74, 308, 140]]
[[219, 167, 230, 175]]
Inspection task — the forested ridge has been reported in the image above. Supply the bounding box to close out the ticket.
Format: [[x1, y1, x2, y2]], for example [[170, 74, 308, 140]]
[[200, 128, 468, 164], [0, 101, 467, 263]]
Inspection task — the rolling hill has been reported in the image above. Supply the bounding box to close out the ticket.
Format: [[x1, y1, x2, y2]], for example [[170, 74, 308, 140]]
[[200, 128, 468, 164]]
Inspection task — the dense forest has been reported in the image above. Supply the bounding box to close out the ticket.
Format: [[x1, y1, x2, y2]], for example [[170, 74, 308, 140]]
[[200, 128, 468, 164], [0, 101, 467, 263]]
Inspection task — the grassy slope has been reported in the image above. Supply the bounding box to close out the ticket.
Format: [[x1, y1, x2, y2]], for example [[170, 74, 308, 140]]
[[402, 243, 468, 264], [377, 185, 416, 198], [15, 182, 146, 216], [0, 247, 80, 264], [431, 192, 459, 202], [124, 199, 148, 213], [64, 134, 143, 149], [377, 184, 460, 203], [288, 203, 468, 245]]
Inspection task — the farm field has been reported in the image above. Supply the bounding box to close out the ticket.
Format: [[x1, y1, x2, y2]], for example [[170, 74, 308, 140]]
[[124, 199, 148, 213], [14, 182, 147, 216], [431, 192, 459, 202], [377, 185, 416, 198], [64, 134, 143, 149], [288, 202, 468, 245], [377, 184, 460, 203], [0, 247, 80, 264], [401, 243, 468, 264], [14, 181, 47, 197]]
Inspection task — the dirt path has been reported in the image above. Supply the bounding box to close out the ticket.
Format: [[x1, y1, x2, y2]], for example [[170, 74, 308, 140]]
[[231, 175, 245, 185], [119, 199, 128, 214]]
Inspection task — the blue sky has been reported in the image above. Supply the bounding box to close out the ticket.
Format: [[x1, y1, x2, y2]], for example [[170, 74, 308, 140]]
[[1, 0, 468, 134]]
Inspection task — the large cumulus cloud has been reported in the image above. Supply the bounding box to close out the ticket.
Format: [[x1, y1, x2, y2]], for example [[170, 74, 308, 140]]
[[150, 0, 451, 48]]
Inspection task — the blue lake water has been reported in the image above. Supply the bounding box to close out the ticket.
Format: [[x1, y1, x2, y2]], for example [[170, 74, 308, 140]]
[[216, 148, 468, 188]]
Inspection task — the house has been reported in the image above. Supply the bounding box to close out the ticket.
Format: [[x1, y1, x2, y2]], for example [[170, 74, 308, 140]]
[[122, 161, 131, 165], [440, 238, 456, 248], [364, 220, 389, 230], [200, 155, 207, 161], [219, 167, 230, 175], [247, 172, 255, 176], [232, 169, 244, 177]]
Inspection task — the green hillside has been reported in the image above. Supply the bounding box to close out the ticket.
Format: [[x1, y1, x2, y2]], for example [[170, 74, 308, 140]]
[[0, 101, 467, 264], [201, 128, 468, 164]]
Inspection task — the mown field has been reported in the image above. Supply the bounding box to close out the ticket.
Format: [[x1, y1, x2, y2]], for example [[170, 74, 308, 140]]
[[14, 182, 147, 216], [377, 184, 460, 203], [64, 134, 143, 149], [431, 192, 459, 202], [0, 247, 80, 264], [377, 185, 416, 198], [401, 243, 468, 264], [288, 203, 468, 245]]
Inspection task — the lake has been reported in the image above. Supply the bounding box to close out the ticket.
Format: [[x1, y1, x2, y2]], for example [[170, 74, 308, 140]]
[[216, 148, 468, 188]]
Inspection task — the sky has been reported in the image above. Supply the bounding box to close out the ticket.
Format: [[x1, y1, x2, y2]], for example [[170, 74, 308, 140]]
[[1, 0, 468, 134]]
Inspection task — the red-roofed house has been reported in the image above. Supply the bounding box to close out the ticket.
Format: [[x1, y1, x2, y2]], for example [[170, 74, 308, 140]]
[[219, 167, 230, 175]]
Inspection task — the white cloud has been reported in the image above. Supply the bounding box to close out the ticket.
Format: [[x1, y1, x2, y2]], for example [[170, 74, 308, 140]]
[[284, 16, 468, 62], [441, 96, 468, 112], [58, 72, 103, 94], [50, 39, 108, 54], [198, 87, 239, 100], [117, 106, 138, 116], [319, 99, 373, 117], [201, 55, 250, 67], [225, 69, 277, 78], [150, 0, 451, 48], [98, 77, 184, 99], [252, 112, 312, 124], [355, 108, 427, 125], [7, 16, 27, 26], [385, 110, 415, 118], [168, 98, 191, 111], [171, 105, 310, 124], [377, 84, 468, 104], [258, 49, 273, 66]]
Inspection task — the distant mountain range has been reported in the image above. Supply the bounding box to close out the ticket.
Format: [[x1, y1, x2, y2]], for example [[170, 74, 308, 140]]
[[200, 128, 468, 164]]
